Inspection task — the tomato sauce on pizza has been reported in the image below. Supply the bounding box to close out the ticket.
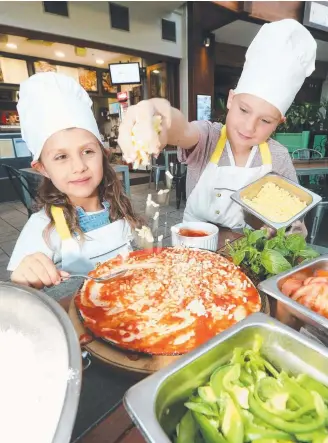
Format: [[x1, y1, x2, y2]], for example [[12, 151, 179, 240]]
[[76, 247, 261, 355]]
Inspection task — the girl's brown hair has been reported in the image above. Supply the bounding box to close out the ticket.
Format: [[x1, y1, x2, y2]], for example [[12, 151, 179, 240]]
[[37, 146, 142, 237]]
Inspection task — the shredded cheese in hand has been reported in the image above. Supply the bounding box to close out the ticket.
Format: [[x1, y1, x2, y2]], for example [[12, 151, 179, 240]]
[[131, 115, 162, 169]]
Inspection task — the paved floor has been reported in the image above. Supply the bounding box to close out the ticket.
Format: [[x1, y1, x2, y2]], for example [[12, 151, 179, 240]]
[[0, 183, 185, 283]]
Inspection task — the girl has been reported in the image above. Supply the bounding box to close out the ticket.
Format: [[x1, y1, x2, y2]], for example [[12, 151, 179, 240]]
[[118, 19, 316, 236], [9, 72, 140, 289]]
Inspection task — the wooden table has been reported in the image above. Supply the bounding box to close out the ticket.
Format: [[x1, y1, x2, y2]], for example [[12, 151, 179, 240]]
[[293, 158, 328, 176]]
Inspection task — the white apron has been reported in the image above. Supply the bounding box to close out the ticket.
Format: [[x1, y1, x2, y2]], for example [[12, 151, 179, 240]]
[[51, 206, 131, 274], [183, 125, 272, 229]]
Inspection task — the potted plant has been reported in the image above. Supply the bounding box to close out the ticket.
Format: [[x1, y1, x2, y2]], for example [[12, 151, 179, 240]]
[[274, 102, 325, 154]]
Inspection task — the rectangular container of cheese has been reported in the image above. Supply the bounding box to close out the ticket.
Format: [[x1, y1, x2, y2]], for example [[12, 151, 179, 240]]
[[231, 173, 322, 230], [124, 313, 328, 443]]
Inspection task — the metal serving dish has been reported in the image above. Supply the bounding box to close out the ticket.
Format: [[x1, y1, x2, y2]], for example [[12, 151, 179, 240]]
[[124, 313, 328, 443], [258, 255, 328, 332], [0, 282, 82, 443], [231, 173, 322, 230]]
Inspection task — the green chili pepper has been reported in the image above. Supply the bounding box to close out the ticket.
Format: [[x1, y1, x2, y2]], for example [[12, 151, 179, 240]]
[[249, 393, 325, 434], [176, 410, 197, 443], [192, 412, 228, 443]]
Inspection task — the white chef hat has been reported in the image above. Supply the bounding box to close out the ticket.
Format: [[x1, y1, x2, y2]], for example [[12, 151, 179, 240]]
[[17, 72, 102, 161], [234, 19, 317, 116]]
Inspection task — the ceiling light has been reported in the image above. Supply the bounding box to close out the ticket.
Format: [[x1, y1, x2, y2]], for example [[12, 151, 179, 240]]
[[96, 59, 104, 65], [152, 69, 160, 74], [55, 51, 65, 58], [203, 37, 211, 48], [6, 43, 17, 49]]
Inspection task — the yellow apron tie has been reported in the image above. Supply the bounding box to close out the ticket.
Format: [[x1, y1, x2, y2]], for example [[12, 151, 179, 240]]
[[210, 125, 272, 165], [51, 206, 72, 241]]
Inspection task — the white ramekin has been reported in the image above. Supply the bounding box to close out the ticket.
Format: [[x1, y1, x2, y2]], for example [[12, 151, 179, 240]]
[[171, 222, 219, 252]]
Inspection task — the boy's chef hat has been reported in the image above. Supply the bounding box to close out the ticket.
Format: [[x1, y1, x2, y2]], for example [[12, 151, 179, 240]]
[[17, 72, 102, 160], [234, 19, 317, 116]]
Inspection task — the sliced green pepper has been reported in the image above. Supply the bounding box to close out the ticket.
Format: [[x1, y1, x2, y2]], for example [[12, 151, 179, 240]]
[[198, 386, 217, 403], [249, 393, 325, 434], [184, 401, 218, 417], [221, 393, 244, 443], [254, 378, 315, 421], [210, 365, 233, 398], [176, 410, 197, 443], [192, 412, 227, 443], [297, 374, 328, 403], [296, 430, 327, 442]]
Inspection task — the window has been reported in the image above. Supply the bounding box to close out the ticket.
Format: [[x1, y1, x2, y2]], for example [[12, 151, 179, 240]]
[[162, 19, 176, 42], [109, 2, 129, 31], [43, 2, 69, 17]]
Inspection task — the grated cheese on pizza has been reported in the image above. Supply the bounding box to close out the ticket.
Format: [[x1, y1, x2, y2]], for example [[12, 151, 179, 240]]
[[76, 247, 261, 355]]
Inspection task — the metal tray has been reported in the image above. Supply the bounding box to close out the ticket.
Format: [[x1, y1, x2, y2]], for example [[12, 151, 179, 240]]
[[0, 282, 81, 443], [231, 173, 322, 230], [124, 313, 328, 443], [258, 255, 328, 331]]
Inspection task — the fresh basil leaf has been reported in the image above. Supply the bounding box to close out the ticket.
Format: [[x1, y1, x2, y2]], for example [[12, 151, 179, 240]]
[[285, 234, 306, 253], [248, 230, 266, 245], [297, 248, 320, 259], [260, 249, 292, 275], [264, 237, 280, 250], [273, 246, 290, 257], [243, 227, 252, 239], [277, 227, 287, 238], [244, 246, 259, 261], [232, 250, 245, 266]]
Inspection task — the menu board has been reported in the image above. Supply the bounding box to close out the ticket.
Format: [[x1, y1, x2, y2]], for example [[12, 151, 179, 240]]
[[78, 68, 98, 92], [56, 65, 79, 83], [101, 72, 117, 94], [34, 60, 57, 73], [0, 57, 29, 84], [33, 62, 98, 92]]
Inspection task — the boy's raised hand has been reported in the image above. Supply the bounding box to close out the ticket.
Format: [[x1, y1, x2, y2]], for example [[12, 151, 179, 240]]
[[11, 252, 69, 289], [117, 98, 171, 163]]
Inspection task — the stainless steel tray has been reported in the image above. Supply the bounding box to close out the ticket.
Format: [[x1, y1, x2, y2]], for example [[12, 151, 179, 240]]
[[124, 313, 328, 443], [258, 254, 328, 331], [231, 173, 322, 230]]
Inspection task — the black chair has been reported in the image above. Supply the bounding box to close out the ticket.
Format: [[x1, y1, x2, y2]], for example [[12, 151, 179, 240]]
[[2, 164, 37, 217], [168, 162, 187, 209]]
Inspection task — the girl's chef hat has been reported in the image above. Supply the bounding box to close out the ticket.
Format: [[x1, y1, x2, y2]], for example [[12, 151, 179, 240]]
[[17, 72, 102, 160], [234, 19, 317, 116]]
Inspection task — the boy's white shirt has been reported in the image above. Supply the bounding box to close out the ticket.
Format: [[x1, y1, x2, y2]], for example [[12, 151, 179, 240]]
[[7, 209, 132, 272]]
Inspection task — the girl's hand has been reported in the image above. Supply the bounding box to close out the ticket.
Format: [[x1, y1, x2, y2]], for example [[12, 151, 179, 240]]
[[117, 98, 171, 163], [11, 253, 69, 290]]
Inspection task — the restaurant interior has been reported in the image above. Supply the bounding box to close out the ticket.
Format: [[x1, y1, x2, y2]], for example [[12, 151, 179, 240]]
[[0, 32, 180, 202]]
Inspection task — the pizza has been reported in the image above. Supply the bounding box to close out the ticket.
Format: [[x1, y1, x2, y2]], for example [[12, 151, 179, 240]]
[[75, 247, 261, 355]]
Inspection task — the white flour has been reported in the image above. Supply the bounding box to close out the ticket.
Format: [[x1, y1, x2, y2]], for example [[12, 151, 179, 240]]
[[0, 288, 70, 443]]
